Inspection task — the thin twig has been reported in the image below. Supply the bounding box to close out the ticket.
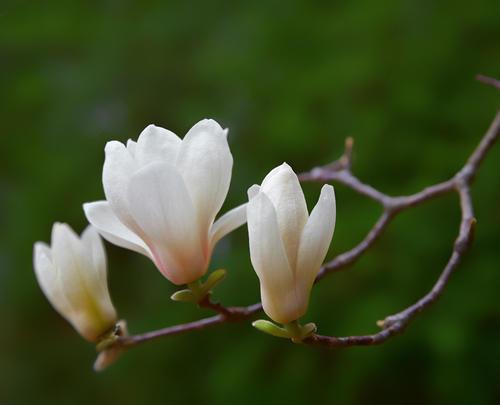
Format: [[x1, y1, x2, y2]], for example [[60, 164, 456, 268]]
[[476, 74, 500, 90], [116, 107, 500, 350], [304, 111, 499, 347], [119, 303, 262, 347]]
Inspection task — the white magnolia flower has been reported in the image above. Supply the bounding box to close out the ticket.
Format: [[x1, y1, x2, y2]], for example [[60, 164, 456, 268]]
[[33, 223, 117, 342], [247, 163, 336, 324], [84, 119, 247, 285]]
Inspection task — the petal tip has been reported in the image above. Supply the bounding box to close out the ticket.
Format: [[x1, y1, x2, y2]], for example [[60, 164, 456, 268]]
[[104, 141, 127, 157], [194, 118, 223, 132], [33, 241, 50, 257], [320, 184, 336, 199], [247, 184, 261, 200]]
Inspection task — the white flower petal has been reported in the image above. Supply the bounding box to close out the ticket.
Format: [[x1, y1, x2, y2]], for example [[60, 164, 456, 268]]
[[126, 139, 137, 156], [247, 192, 298, 324], [127, 162, 206, 285], [81, 225, 107, 284], [176, 119, 232, 235], [210, 203, 247, 247], [84, 201, 152, 258], [261, 163, 308, 270], [296, 185, 336, 289], [247, 184, 261, 200], [33, 242, 73, 319], [50, 223, 88, 300], [102, 141, 142, 234], [80, 225, 117, 326], [51, 223, 116, 339], [136, 124, 181, 166]]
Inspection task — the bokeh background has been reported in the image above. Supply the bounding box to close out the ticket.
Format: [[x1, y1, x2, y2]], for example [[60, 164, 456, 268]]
[[1, 1, 499, 404]]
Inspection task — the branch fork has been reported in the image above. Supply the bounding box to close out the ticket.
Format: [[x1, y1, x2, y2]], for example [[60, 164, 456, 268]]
[[101, 76, 499, 360]]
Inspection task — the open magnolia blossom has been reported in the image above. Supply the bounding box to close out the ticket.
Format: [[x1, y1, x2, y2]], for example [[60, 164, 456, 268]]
[[247, 163, 336, 325], [33, 223, 117, 342], [84, 119, 247, 285]]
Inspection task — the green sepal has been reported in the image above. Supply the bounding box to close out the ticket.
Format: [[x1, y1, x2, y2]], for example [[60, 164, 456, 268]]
[[170, 289, 195, 303], [285, 320, 318, 343], [299, 322, 317, 339], [253, 319, 317, 342], [95, 320, 128, 352], [171, 269, 227, 304], [252, 320, 290, 339], [200, 269, 226, 296], [94, 320, 128, 371]]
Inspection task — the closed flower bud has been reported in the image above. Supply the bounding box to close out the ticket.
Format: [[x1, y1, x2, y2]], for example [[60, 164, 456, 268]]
[[84, 119, 247, 285], [33, 223, 118, 342], [247, 163, 336, 324]]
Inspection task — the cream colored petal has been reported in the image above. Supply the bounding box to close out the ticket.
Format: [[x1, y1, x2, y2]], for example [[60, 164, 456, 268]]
[[176, 119, 232, 238], [50, 223, 88, 301], [81, 225, 107, 284], [33, 242, 73, 320], [80, 225, 117, 329], [84, 201, 152, 258], [210, 203, 247, 248], [259, 284, 309, 325], [261, 163, 308, 270], [135, 124, 181, 166], [50, 223, 116, 340], [126, 162, 207, 285], [247, 192, 298, 324], [296, 185, 336, 290]]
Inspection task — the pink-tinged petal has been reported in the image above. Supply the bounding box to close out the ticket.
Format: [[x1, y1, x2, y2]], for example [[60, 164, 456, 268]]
[[126, 162, 207, 285]]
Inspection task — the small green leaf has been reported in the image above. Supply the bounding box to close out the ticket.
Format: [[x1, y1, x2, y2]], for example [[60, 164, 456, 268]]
[[252, 320, 290, 338], [200, 269, 226, 296], [170, 289, 195, 302]]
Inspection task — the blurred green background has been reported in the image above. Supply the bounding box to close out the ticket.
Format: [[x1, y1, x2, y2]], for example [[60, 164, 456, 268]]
[[1, 1, 499, 404]]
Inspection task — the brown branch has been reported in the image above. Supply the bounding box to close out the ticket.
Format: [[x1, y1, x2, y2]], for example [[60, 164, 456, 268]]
[[304, 111, 499, 347], [116, 108, 500, 351], [476, 74, 500, 90], [119, 303, 262, 347]]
